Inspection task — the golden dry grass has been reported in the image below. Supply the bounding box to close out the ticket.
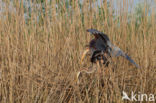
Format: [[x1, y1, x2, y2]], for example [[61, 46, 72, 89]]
[[0, 0, 156, 103]]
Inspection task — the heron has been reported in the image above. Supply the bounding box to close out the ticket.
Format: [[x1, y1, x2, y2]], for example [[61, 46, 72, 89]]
[[77, 29, 139, 82]]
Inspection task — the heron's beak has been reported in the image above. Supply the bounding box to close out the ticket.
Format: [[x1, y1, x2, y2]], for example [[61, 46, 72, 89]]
[[80, 48, 89, 64]]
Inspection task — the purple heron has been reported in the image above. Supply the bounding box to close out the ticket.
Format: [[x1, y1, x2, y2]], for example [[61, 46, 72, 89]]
[[77, 29, 139, 82]]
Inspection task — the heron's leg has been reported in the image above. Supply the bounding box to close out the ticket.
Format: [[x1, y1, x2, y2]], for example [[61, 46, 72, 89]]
[[80, 48, 90, 64]]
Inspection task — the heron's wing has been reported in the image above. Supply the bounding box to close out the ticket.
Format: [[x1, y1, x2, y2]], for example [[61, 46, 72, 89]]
[[124, 54, 140, 68], [111, 46, 139, 68], [87, 29, 110, 44]]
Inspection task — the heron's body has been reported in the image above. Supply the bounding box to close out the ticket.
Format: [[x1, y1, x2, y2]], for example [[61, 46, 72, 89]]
[[88, 38, 110, 64], [77, 29, 139, 83]]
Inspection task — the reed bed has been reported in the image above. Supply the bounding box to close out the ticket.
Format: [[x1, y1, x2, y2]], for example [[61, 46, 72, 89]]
[[0, 0, 155, 103]]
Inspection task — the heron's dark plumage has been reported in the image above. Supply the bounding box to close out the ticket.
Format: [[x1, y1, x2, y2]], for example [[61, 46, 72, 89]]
[[87, 29, 110, 44], [86, 29, 139, 68]]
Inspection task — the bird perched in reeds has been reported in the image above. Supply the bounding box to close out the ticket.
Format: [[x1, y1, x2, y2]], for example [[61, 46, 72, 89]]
[[77, 29, 139, 83]]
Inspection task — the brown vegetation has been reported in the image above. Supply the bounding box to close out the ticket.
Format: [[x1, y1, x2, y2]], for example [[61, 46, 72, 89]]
[[0, 0, 155, 103]]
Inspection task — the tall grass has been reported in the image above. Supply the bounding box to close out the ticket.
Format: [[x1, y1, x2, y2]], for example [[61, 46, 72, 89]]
[[0, 0, 155, 103]]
